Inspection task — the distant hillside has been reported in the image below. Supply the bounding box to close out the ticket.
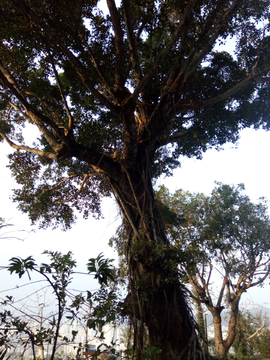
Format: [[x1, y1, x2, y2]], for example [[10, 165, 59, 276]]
[[248, 306, 270, 318], [203, 306, 270, 335]]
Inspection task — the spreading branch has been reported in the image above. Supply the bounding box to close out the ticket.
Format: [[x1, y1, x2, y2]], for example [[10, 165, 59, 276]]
[[68, 10, 114, 98], [0, 61, 66, 153], [170, 0, 239, 94], [179, 74, 270, 113], [0, 132, 57, 160]]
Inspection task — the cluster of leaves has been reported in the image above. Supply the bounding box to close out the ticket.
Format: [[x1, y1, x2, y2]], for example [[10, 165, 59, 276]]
[[8, 152, 108, 230]]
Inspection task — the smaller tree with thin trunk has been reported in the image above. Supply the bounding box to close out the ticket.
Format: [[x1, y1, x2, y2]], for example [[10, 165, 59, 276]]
[[234, 309, 270, 359], [156, 183, 270, 359], [1, 251, 78, 360]]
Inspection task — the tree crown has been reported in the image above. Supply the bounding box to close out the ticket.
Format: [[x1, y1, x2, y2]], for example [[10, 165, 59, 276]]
[[157, 183, 270, 284], [0, 0, 270, 228]]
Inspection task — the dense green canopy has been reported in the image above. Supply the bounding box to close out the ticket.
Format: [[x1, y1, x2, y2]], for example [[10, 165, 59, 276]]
[[157, 183, 270, 288], [0, 0, 269, 229]]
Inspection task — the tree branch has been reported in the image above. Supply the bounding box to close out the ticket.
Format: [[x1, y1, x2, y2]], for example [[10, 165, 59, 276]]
[[48, 52, 74, 133], [0, 132, 57, 160], [158, 129, 190, 146], [121, 107, 138, 164], [183, 284, 209, 305], [71, 142, 121, 180], [106, 0, 125, 91], [178, 74, 270, 113], [0, 61, 66, 153], [247, 316, 266, 341], [217, 277, 229, 308], [169, 0, 239, 95], [144, 1, 269, 141], [68, 10, 114, 98], [189, 275, 212, 306], [248, 270, 270, 288], [41, 174, 81, 191], [128, 0, 198, 103], [123, 0, 143, 85], [56, 174, 96, 204]]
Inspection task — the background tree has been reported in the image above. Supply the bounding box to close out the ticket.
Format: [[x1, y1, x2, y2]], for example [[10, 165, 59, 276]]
[[252, 323, 270, 359], [233, 311, 255, 359], [156, 183, 270, 358], [0, 1, 270, 358], [233, 310, 270, 360]]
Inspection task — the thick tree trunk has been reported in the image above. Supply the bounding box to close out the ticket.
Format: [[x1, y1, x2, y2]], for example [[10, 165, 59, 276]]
[[107, 164, 205, 360]]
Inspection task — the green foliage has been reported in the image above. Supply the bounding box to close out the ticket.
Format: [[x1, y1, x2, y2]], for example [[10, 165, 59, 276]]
[[40, 251, 77, 306], [141, 345, 162, 360], [233, 311, 256, 359], [8, 255, 36, 279], [85, 285, 118, 332], [255, 328, 270, 359], [192, 293, 208, 354]]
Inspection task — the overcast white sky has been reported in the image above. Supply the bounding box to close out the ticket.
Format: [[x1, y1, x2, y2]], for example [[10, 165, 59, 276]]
[[1, 127, 270, 307]]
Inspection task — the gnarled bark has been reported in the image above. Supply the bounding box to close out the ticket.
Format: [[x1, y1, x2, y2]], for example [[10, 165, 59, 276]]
[[106, 164, 205, 360]]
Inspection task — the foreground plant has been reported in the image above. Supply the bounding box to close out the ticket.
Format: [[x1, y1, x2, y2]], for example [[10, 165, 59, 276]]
[[0, 251, 117, 360]]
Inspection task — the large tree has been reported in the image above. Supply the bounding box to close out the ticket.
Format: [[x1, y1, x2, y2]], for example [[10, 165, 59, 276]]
[[0, 1, 270, 359], [156, 183, 270, 358]]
